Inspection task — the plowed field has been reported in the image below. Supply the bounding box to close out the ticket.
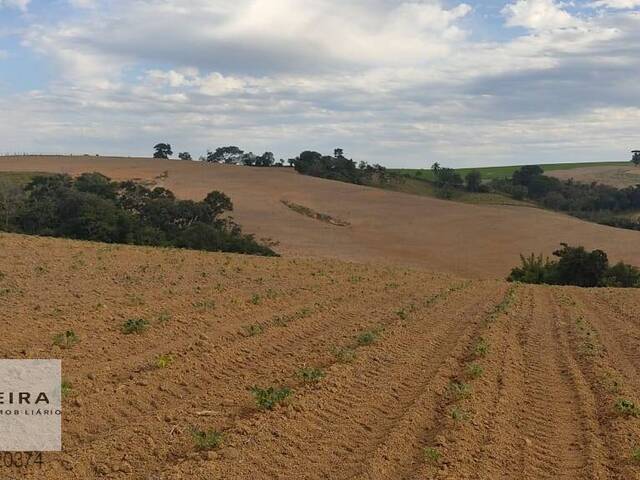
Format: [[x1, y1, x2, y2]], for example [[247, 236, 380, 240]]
[[2, 233, 640, 479]]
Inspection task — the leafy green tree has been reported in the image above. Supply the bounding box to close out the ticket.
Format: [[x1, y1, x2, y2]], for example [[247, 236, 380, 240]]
[[512, 165, 543, 186], [465, 170, 482, 192], [178, 152, 192, 161], [153, 143, 173, 159], [206, 146, 244, 164], [632, 151, 640, 166], [255, 152, 275, 167]]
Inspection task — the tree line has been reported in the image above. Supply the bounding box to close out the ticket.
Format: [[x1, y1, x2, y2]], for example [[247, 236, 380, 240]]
[[0, 172, 276, 256]]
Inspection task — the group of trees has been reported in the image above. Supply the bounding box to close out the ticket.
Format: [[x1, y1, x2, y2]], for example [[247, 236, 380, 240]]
[[153, 143, 284, 167], [429, 163, 484, 197], [492, 165, 640, 229], [0, 173, 276, 256], [292, 149, 387, 185], [508, 244, 640, 288]]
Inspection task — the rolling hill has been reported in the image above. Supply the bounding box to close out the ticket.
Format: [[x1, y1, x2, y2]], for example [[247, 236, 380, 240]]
[[2, 155, 640, 278]]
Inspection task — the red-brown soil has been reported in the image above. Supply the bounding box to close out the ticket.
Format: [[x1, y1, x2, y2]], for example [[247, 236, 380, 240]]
[[2, 233, 640, 479], [2, 155, 640, 278]]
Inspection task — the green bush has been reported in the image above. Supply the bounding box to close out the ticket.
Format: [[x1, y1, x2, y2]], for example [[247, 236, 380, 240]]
[[508, 244, 640, 288]]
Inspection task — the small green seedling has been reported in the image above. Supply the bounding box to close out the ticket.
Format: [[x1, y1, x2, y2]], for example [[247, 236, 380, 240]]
[[122, 318, 149, 334], [61, 380, 72, 399], [251, 386, 292, 410], [474, 338, 489, 357], [356, 331, 378, 346], [615, 398, 640, 417], [632, 447, 640, 463], [451, 406, 468, 422], [243, 323, 264, 337], [156, 354, 173, 369], [467, 363, 484, 379], [53, 330, 79, 349], [334, 347, 357, 363], [448, 380, 472, 400], [157, 311, 172, 323], [296, 367, 325, 384], [423, 447, 441, 464], [192, 429, 224, 450]]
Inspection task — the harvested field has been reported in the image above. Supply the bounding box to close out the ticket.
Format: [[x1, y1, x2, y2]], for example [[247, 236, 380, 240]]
[[2, 155, 640, 278], [2, 233, 640, 479], [548, 165, 640, 188]]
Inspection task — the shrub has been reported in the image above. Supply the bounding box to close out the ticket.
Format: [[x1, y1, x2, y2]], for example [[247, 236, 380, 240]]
[[122, 318, 149, 334], [251, 386, 292, 410]]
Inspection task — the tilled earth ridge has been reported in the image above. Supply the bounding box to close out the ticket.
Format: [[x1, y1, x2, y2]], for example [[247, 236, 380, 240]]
[[1, 233, 640, 479]]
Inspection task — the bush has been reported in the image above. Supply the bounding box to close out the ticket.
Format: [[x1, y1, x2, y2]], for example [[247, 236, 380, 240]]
[[508, 244, 640, 288]]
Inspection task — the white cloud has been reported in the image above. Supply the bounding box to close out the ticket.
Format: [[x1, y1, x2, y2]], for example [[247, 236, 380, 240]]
[[590, 0, 640, 8], [502, 0, 579, 30], [0, 0, 30, 11], [1, 0, 639, 166]]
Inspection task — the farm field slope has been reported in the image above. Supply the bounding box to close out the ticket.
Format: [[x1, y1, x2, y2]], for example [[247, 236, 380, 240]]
[[2, 233, 640, 479], [548, 164, 640, 188], [2, 155, 640, 278]]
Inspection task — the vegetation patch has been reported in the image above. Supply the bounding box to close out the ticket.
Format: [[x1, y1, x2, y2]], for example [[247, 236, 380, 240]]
[[614, 398, 640, 417], [509, 244, 640, 288], [155, 354, 173, 369], [333, 347, 357, 363], [53, 330, 79, 349], [122, 318, 149, 335], [0, 172, 276, 256], [296, 367, 325, 384], [423, 447, 442, 464], [251, 386, 292, 410], [281, 200, 350, 227], [192, 429, 224, 451]]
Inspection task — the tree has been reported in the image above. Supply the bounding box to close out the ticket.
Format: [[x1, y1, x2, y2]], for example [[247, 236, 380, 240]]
[[334, 148, 344, 158], [632, 151, 640, 166], [153, 143, 173, 159], [465, 170, 482, 192], [206, 146, 244, 164], [0, 180, 24, 230], [255, 152, 275, 167], [178, 152, 192, 161], [512, 165, 543, 186]]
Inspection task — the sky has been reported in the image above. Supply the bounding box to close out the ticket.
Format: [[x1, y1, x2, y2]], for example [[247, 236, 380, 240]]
[[0, 0, 639, 168]]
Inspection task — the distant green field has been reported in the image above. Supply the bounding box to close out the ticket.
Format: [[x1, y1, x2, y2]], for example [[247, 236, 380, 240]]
[[391, 161, 630, 182], [0, 171, 47, 186]]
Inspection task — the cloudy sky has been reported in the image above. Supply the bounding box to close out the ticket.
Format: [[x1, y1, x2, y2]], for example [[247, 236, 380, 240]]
[[0, 0, 638, 168]]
